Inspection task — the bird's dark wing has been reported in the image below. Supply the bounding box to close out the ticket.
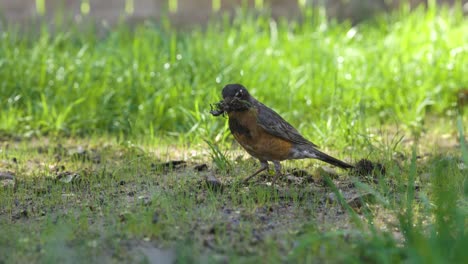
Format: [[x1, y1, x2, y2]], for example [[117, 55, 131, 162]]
[[254, 101, 318, 147]]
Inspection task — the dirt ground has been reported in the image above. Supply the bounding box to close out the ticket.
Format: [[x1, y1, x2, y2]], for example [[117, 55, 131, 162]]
[[1, 120, 465, 262]]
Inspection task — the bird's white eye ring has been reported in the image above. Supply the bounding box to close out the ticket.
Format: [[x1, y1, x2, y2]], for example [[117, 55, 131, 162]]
[[234, 89, 244, 97]]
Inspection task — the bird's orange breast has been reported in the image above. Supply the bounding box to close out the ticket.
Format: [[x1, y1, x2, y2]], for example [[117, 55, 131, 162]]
[[228, 109, 292, 161]]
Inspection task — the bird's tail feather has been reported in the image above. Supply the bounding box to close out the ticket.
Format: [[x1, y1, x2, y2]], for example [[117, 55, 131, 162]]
[[306, 149, 354, 169]]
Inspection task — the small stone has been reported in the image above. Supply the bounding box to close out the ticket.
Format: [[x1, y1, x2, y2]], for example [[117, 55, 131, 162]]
[[138, 195, 152, 206], [346, 192, 375, 209], [205, 174, 223, 191], [286, 175, 303, 184], [326, 192, 337, 203], [57, 172, 80, 184], [0, 171, 15, 181], [0, 171, 16, 189]]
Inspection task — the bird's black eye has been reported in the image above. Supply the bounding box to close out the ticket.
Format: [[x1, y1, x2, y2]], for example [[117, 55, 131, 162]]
[[235, 89, 244, 97]]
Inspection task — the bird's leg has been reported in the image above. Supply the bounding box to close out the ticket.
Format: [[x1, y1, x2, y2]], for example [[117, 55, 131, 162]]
[[272, 161, 282, 185], [242, 160, 268, 183]]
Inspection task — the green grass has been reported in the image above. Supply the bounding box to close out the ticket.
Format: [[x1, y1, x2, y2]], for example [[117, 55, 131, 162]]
[[1, 5, 466, 143], [0, 3, 467, 263]]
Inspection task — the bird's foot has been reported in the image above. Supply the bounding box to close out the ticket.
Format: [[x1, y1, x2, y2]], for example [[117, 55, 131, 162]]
[[242, 161, 269, 184], [271, 161, 282, 186], [271, 173, 283, 186]]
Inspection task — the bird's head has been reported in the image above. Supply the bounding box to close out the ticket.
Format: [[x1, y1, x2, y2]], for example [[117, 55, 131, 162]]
[[222, 84, 251, 102], [210, 84, 253, 116], [219, 84, 253, 112]]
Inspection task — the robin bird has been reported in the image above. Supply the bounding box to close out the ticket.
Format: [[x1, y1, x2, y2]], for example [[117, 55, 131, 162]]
[[213, 83, 353, 184]]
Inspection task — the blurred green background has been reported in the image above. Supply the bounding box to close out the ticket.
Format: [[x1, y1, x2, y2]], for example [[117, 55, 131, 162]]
[[0, 1, 466, 145]]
